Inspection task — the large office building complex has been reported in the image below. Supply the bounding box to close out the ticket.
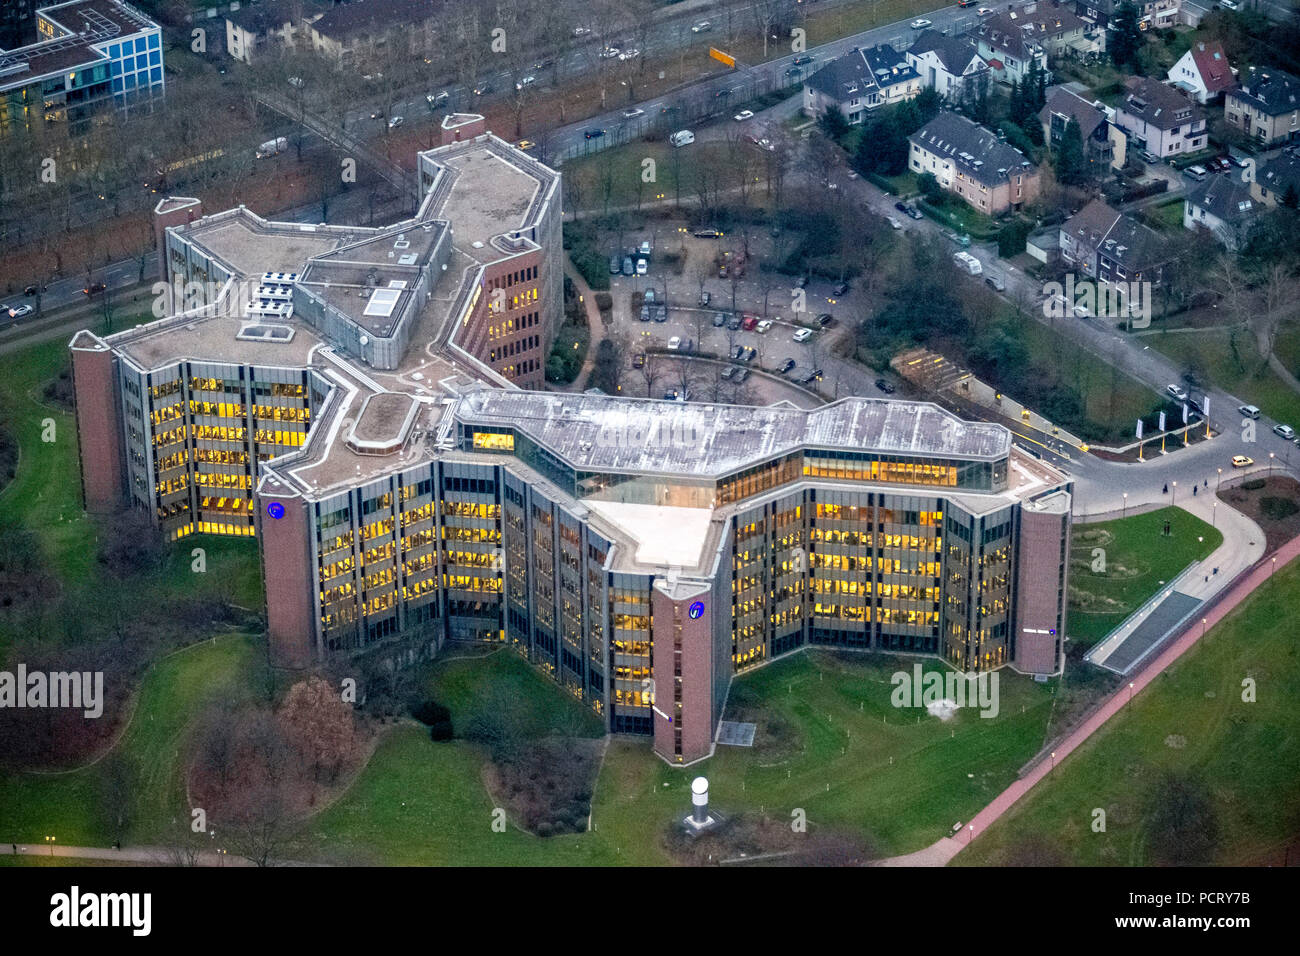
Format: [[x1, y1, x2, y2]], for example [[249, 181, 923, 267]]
[[71, 117, 1072, 766], [0, 0, 163, 139]]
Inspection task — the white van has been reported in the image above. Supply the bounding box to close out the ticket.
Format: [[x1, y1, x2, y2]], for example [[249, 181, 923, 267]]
[[670, 130, 695, 147], [1184, 165, 1207, 182], [953, 251, 983, 276]]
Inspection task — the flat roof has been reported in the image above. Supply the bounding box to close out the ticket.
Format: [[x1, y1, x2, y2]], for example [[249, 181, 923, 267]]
[[454, 392, 1011, 478]]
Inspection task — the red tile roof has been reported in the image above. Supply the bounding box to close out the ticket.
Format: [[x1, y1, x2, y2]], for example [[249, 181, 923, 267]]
[[1190, 41, 1235, 95]]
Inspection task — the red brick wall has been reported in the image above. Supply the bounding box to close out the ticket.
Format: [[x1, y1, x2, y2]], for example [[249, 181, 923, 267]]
[[470, 250, 546, 387], [70, 343, 124, 513], [1014, 508, 1067, 674], [652, 588, 714, 765], [259, 494, 317, 669]]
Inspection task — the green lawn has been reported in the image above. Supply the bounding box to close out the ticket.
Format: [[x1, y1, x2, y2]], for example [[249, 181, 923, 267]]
[[1147, 327, 1300, 432], [302, 649, 1059, 862], [1069, 507, 1223, 646], [0, 633, 260, 847], [1140, 198, 1185, 233], [957, 559, 1300, 866]]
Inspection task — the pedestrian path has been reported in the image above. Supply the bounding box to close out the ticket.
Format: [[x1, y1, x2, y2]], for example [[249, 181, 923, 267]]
[[872, 525, 1300, 867]]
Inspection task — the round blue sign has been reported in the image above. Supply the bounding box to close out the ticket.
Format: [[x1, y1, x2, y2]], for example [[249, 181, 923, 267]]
[[267, 502, 285, 520], [688, 601, 705, 620]]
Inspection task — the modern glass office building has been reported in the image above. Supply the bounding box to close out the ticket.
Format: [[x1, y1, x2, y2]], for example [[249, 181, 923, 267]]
[[72, 123, 1071, 767]]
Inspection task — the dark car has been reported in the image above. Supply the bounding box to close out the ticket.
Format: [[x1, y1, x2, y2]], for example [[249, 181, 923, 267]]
[[734, 368, 751, 384], [793, 55, 814, 66], [894, 201, 910, 214], [875, 378, 896, 394], [778, 358, 796, 374], [741, 347, 756, 362], [733, 345, 745, 360], [712, 312, 727, 327], [831, 280, 849, 296], [727, 315, 742, 331], [633, 353, 646, 368], [609, 255, 621, 275], [84, 281, 107, 296], [721, 365, 737, 380], [639, 305, 651, 322], [23, 283, 47, 296], [584, 128, 605, 139], [653, 306, 668, 323], [816, 313, 834, 327]]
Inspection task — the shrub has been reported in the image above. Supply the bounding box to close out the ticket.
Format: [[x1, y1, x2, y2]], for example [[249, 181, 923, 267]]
[[429, 720, 454, 742], [1242, 478, 1266, 491], [410, 699, 452, 726], [1261, 496, 1299, 520]]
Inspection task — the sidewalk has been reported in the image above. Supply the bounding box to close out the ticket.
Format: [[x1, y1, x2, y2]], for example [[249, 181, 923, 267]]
[[872, 528, 1300, 866]]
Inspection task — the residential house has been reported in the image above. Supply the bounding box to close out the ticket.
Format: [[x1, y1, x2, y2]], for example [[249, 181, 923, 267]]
[[1060, 199, 1171, 293], [1074, 0, 1179, 30], [1183, 174, 1259, 250], [304, 0, 441, 64], [971, 11, 1048, 85], [908, 111, 1040, 214], [225, 0, 305, 65], [1039, 85, 1126, 171], [1250, 151, 1300, 207], [802, 44, 921, 124], [906, 30, 989, 101], [1113, 76, 1206, 159], [1167, 40, 1236, 105], [1224, 67, 1300, 147]]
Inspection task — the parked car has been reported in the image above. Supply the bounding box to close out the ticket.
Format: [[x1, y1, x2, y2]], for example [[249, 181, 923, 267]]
[[654, 305, 668, 322], [636, 258, 648, 276], [1238, 404, 1261, 419], [905, 205, 923, 221], [618, 48, 640, 61], [741, 347, 757, 362], [728, 315, 743, 331], [801, 369, 823, 385], [832, 280, 849, 296], [733, 110, 754, 122], [667, 336, 682, 350], [1167, 384, 1189, 401], [756, 320, 772, 333], [734, 368, 751, 384], [887, 216, 902, 230], [1273, 424, 1295, 440], [875, 378, 896, 394], [632, 352, 645, 368], [622, 256, 635, 276], [792, 328, 812, 342], [778, 358, 796, 374], [584, 128, 606, 139], [639, 240, 652, 257], [721, 365, 737, 380], [639, 305, 651, 322], [816, 313, 834, 327], [599, 46, 620, 59], [985, 273, 1006, 292], [910, 18, 932, 28], [733, 345, 746, 360], [712, 311, 727, 327], [1140, 149, 1160, 165], [644, 288, 656, 303], [609, 255, 623, 276], [1220, 0, 1240, 9], [700, 290, 712, 307], [742, 314, 758, 331]]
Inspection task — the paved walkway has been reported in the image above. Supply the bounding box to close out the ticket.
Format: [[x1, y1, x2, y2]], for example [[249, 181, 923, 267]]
[[872, 529, 1300, 867], [558, 252, 608, 392], [1, 841, 327, 867]]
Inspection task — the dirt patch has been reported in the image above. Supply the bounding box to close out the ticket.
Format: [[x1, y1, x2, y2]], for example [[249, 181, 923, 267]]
[[1217, 476, 1300, 553], [663, 812, 872, 866]]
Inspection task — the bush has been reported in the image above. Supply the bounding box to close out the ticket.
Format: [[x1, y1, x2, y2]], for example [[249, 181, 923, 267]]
[[429, 720, 454, 742], [1261, 496, 1299, 520], [410, 699, 452, 727], [1242, 478, 1266, 491]]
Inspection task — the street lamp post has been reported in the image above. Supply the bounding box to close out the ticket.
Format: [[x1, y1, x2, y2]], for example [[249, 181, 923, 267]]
[[1217, 467, 1222, 493], [1269, 452, 1275, 478], [1050, 751, 1056, 769], [1122, 492, 1128, 519], [1171, 480, 1177, 506], [1128, 681, 1134, 703], [45, 835, 55, 856]]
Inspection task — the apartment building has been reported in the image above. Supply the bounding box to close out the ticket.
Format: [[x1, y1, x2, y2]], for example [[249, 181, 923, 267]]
[[303, 0, 441, 65], [1113, 76, 1206, 159], [1074, 0, 1179, 30], [1060, 199, 1171, 291], [0, 0, 163, 139], [1039, 86, 1126, 172], [225, 0, 307, 65], [909, 111, 1041, 214], [71, 120, 1073, 768], [906, 30, 989, 101], [802, 44, 921, 124], [1224, 67, 1300, 147]]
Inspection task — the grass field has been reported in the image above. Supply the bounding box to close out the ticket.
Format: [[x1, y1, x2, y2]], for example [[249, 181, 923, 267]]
[[301, 649, 1060, 863], [0, 633, 260, 847], [1069, 507, 1223, 647], [1147, 327, 1300, 433], [957, 559, 1300, 866]]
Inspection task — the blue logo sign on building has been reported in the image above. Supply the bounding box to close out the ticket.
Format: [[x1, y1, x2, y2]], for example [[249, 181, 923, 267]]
[[688, 601, 705, 620]]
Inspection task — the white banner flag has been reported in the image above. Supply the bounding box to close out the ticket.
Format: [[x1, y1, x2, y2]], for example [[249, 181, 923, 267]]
[[1183, 402, 1190, 424], [1136, 418, 1144, 440], [1158, 410, 1166, 432]]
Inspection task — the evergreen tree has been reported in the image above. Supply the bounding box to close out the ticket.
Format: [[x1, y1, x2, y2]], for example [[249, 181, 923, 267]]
[[1055, 117, 1088, 186], [1110, 2, 1143, 70], [818, 104, 851, 144]]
